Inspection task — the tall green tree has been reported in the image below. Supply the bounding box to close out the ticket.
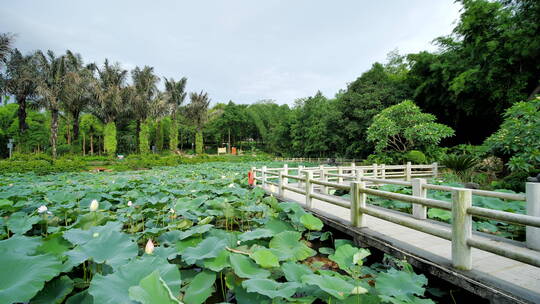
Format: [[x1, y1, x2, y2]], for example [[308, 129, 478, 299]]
[[34, 50, 69, 158], [408, 0, 540, 144], [4, 49, 39, 133], [164, 77, 187, 152], [61, 50, 95, 145], [91, 59, 127, 156], [0, 33, 14, 65], [131, 66, 159, 152], [186, 91, 210, 154]]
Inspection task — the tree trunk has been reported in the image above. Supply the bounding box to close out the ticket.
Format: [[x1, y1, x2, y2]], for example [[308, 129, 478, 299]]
[[17, 94, 28, 133], [90, 134, 94, 155], [66, 121, 71, 145], [82, 133, 86, 156], [195, 129, 204, 154], [73, 112, 80, 141], [51, 109, 59, 159], [136, 120, 141, 153]]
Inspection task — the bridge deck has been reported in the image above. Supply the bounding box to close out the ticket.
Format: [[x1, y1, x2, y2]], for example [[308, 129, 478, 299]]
[[262, 184, 540, 304]]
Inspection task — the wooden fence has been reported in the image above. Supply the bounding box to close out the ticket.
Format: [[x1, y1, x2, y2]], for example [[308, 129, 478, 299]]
[[250, 164, 540, 271]]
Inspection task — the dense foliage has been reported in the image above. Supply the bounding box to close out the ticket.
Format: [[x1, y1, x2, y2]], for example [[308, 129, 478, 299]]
[[0, 162, 437, 303]]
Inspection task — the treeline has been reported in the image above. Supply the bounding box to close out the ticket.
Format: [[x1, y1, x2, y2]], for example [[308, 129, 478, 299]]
[[0, 0, 539, 163]]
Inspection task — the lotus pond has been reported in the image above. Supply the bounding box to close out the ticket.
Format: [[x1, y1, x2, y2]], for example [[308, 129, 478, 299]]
[[1, 162, 439, 304]]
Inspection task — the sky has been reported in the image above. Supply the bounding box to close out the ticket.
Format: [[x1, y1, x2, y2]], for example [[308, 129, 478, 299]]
[[1, 1, 462, 105]]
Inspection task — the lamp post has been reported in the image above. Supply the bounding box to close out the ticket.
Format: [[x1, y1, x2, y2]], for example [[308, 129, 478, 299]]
[[7, 139, 14, 158]]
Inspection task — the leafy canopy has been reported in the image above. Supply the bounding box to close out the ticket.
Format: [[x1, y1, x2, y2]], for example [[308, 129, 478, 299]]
[[367, 100, 454, 153]]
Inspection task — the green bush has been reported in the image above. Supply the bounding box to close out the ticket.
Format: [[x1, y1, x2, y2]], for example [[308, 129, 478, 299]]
[[404, 150, 427, 164], [484, 97, 540, 173], [0, 158, 87, 174], [104, 122, 117, 156], [10, 152, 52, 162], [441, 154, 478, 181]]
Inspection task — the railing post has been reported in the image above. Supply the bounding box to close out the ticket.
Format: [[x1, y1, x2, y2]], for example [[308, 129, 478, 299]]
[[298, 165, 304, 188], [372, 163, 378, 178], [356, 168, 363, 182], [412, 178, 427, 219], [381, 164, 386, 179], [452, 188, 472, 270], [319, 165, 327, 194], [526, 182, 540, 250], [262, 166, 267, 187], [432, 162, 438, 178], [338, 166, 343, 184], [351, 181, 367, 227], [278, 171, 285, 197], [251, 166, 257, 186], [304, 171, 313, 208], [406, 162, 412, 181], [350, 163, 356, 179], [283, 164, 288, 186]]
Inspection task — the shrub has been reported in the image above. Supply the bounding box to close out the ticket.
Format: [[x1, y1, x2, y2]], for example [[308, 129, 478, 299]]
[[441, 154, 478, 181], [104, 122, 117, 156], [484, 97, 540, 173], [405, 150, 427, 164]]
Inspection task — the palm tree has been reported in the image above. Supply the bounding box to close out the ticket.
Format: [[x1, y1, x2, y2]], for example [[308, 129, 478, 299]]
[[186, 91, 211, 154], [0, 33, 14, 65], [61, 50, 96, 145], [130, 66, 159, 152], [164, 77, 187, 152], [4, 49, 39, 133], [34, 50, 68, 158], [90, 59, 127, 156]]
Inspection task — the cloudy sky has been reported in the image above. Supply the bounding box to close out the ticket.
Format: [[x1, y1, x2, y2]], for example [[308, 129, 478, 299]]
[[1, 1, 461, 105]]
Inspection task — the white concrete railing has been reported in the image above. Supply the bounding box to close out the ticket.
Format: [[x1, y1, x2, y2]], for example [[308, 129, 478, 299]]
[[250, 164, 540, 271]]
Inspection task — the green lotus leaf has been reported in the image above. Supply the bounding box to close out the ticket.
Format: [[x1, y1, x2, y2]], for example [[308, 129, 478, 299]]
[[65, 290, 93, 304], [263, 218, 294, 234], [37, 233, 72, 258], [300, 213, 323, 231], [239, 228, 274, 242], [183, 270, 216, 304], [250, 248, 280, 268], [301, 274, 354, 300], [269, 231, 316, 261], [281, 262, 313, 282], [329, 244, 370, 273], [427, 208, 452, 222], [375, 268, 428, 300], [69, 229, 137, 269], [229, 253, 271, 279], [89, 256, 181, 304], [203, 249, 230, 271], [242, 278, 302, 299], [0, 235, 41, 255], [177, 224, 213, 240], [7, 212, 40, 234], [176, 236, 203, 254], [128, 271, 181, 304], [0, 252, 62, 304], [31, 275, 74, 304], [63, 221, 123, 245], [181, 236, 227, 265]]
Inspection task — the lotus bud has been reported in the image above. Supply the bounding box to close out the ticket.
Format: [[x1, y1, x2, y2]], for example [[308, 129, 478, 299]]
[[145, 239, 155, 254], [37, 205, 48, 214], [89, 199, 99, 212], [93, 232, 99, 238], [127, 201, 133, 207]]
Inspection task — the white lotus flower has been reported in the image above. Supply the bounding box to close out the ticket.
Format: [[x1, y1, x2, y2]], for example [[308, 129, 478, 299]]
[[221, 175, 226, 179], [8, 183, 13, 187], [92, 232, 99, 238], [228, 183, 235, 188], [89, 199, 99, 212], [127, 201, 133, 207], [37, 205, 48, 213], [169, 208, 175, 214], [145, 239, 155, 254]]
